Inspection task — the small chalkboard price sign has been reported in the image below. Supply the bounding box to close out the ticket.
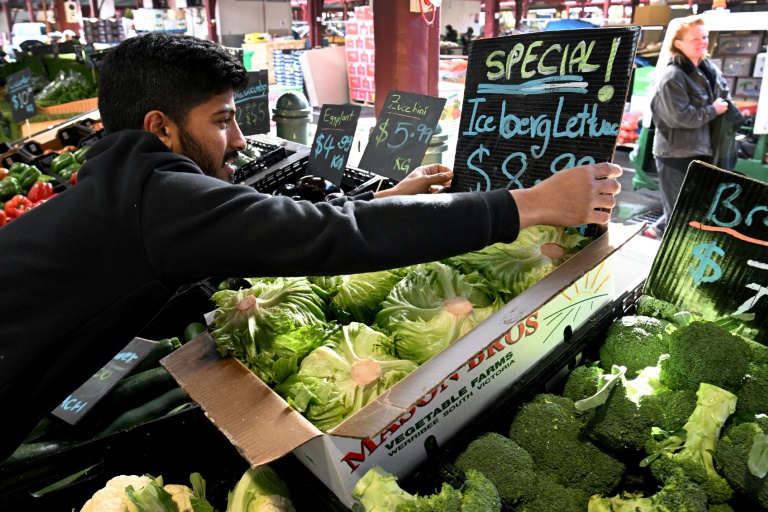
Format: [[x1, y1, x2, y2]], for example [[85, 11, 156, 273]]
[[52, 337, 157, 425], [358, 90, 447, 182], [235, 70, 269, 136], [646, 162, 767, 338], [452, 27, 640, 195], [307, 104, 361, 185], [8, 68, 37, 124]]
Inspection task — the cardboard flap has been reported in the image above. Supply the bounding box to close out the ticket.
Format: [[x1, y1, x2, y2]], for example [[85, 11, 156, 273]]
[[161, 334, 320, 467], [331, 222, 644, 438]]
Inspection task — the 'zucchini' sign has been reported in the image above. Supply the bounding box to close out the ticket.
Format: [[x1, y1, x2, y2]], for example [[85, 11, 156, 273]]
[[452, 27, 640, 193]]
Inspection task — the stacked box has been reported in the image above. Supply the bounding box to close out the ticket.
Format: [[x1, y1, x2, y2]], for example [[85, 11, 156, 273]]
[[83, 17, 124, 44], [273, 49, 304, 88], [346, 6, 375, 104], [245, 39, 306, 85]]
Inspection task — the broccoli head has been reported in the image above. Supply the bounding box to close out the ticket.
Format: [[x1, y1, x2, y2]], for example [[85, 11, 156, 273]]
[[642, 383, 736, 504], [587, 472, 708, 512], [517, 471, 589, 512], [508, 394, 625, 496], [600, 315, 671, 378], [744, 337, 768, 366], [456, 469, 502, 512], [658, 389, 698, 432], [635, 295, 683, 324], [454, 432, 536, 504], [351, 466, 501, 512], [586, 379, 666, 454], [659, 321, 750, 393], [562, 365, 605, 403], [735, 363, 768, 416], [716, 416, 768, 510]]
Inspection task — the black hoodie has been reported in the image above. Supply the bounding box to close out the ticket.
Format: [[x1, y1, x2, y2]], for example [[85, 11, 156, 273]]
[[0, 130, 520, 462]]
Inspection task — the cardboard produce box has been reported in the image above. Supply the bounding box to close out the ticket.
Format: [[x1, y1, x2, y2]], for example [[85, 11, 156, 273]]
[[162, 222, 642, 507]]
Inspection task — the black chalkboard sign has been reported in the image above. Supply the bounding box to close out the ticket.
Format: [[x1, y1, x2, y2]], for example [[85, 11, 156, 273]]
[[452, 27, 640, 194], [307, 104, 361, 185], [52, 338, 157, 425], [235, 70, 270, 136], [358, 90, 446, 182], [646, 162, 767, 340], [7, 68, 37, 124]]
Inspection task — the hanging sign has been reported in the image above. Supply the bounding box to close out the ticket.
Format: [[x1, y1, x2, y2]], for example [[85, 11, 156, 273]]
[[307, 103, 361, 185], [358, 90, 446, 182], [452, 27, 640, 194], [8, 68, 37, 124], [645, 161, 768, 339], [235, 70, 270, 136], [52, 337, 157, 425]]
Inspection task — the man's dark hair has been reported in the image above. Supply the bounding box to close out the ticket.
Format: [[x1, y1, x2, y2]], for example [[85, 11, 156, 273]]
[[98, 33, 249, 134]]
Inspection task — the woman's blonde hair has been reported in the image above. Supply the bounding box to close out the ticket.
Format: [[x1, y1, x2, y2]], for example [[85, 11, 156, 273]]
[[669, 16, 708, 59]]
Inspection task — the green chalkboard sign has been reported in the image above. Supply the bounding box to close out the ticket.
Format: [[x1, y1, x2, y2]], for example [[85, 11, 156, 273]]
[[307, 104, 361, 185], [452, 27, 640, 194], [235, 70, 270, 136], [52, 337, 157, 425], [646, 161, 767, 340], [358, 90, 446, 182], [8, 68, 37, 124]]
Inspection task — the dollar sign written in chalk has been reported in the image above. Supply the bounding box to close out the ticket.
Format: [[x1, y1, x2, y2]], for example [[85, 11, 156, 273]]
[[689, 241, 724, 286], [374, 118, 390, 147], [11, 95, 18, 110]]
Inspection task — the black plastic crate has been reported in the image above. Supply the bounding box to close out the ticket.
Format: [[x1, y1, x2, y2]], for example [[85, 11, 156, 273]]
[[232, 143, 288, 183], [244, 149, 396, 196]]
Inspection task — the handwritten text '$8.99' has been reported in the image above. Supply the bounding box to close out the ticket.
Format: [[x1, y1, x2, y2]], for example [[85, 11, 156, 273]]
[[374, 118, 434, 148]]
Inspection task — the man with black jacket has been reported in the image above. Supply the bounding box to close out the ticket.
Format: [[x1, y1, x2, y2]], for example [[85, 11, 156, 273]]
[[0, 32, 621, 463]]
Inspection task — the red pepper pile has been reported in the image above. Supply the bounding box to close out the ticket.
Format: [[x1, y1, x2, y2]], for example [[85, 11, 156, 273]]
[[0, 181, 56, 227]]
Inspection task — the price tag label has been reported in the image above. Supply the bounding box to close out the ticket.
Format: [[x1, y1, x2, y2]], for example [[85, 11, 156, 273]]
[[307, 104, 361, 186], [8, 68, 37, 124], [358, 90, 446, 182], [235, 70, 270, 136], [452, 27, 639, 193], [52, 338, 157, 425], [645, 161, 768, 337]]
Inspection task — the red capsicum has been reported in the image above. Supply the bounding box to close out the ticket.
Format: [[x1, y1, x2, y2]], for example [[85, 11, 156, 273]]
[[4, 195, 33, 219], [0, 210, 6, 227], [28, 181, 55, 203]]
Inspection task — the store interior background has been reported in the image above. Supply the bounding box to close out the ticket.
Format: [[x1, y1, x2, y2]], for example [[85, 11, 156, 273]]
[[1, 0, 765, 256]]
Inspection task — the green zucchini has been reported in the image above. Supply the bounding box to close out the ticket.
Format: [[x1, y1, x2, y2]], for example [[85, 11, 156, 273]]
[[95, 386, 191, 438], [0, 439, 80, 467], [102, 366, 178, 411], [127, 337, 180, 376]]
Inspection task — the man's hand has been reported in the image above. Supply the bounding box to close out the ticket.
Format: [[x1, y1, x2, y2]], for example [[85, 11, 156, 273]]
[[374, 164, 453, 198], [511, 162, 622, 229]]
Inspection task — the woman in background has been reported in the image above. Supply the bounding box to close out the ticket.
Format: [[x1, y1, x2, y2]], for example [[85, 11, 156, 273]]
[[646, 15, 729, 240]]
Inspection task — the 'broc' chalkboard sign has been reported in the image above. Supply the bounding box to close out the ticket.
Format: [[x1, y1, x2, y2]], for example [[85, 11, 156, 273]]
[[452, 27, 640, 193], [8, 68, 37, 124], [307, 104, 361, 185], [358, 90, 446, 182], [646, 161, 767, 340], [235, 70, 269, 136], [52, 337, 157, 425]]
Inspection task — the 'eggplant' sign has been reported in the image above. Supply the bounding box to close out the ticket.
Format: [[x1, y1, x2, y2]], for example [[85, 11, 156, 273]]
[[452, 27, 640, 193]]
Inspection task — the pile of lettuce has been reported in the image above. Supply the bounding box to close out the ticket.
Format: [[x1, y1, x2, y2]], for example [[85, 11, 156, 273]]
[[208, 226, 591, 431]]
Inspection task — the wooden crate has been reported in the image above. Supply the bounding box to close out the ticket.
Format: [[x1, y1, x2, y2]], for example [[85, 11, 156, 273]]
[[37, 97, 99, 115]]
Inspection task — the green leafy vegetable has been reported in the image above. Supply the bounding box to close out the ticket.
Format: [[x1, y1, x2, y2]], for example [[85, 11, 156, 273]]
[[227, 465, 296, 512], [275, 322, 417, 431], [443, 225, 590, 300], [210, 277, 327, 384], [375, 263, 503, 365]]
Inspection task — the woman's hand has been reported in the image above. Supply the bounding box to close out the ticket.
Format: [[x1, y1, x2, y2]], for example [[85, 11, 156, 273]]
[[713, 98, 728, 116], [374, 164, 453, 198]]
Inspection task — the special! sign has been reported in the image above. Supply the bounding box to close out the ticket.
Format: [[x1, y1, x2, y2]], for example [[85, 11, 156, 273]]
[[452, 27, 640, 193]]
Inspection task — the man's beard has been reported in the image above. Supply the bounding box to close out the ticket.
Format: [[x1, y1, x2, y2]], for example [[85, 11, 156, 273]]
[[177, 122, 237, 182]]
